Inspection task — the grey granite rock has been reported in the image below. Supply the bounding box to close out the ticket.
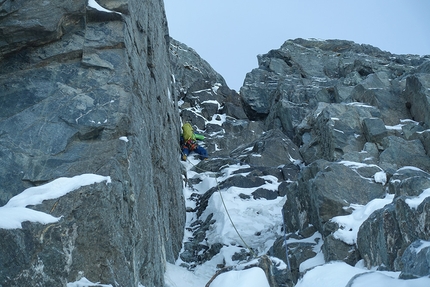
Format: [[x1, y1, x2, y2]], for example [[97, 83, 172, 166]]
[[0, 1, 185, 286]]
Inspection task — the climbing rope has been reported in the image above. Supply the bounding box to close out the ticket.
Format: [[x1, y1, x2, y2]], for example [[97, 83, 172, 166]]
[[214, 172, 256, 258], [282, 215, 292, 271], [182, 152, 256, 259], [181, 146, 294, 270]]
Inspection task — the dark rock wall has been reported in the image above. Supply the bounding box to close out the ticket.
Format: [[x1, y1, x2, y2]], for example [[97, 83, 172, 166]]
[[0, 1, 184, 286]]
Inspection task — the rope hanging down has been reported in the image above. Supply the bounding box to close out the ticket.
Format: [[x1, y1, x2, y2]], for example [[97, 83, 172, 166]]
[[182, 153, 256, 258]]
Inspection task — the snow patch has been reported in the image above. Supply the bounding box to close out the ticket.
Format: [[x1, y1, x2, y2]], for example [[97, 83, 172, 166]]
[[396, 166, 427, 173], [346, 102, 374, 108], [300, 252, 325, 273], [405, 188, 430, 209], [413, 240, 430, 254], [67, 277, 113, 287], [0, 174, 111, 229], [208, 113, 227, 126], [374, 171, 387, 185], [210, 267, 270, 287], [88, 0, 121, 14], [331, 194, 394, 244]]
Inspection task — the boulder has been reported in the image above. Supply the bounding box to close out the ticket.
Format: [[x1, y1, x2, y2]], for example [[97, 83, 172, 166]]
[[395, 196, 430, 250], [268, 230, 321, 285], [240, 68, 279, 120], [388, 167, 430, 197], [404, 75, 430, 127], [208, 119, 265, 157], [362, 118, 387, 143], [356, 204, 402, 270], [299, 103, 381, 163], [379, 136, 430, 173], [282, 181, 311, 233], [257, 255, 294, 287], [399, 240, 430, 279], [293, 160, 385, 234], [230, 129, 303, 167], [322, 234, 360, 266], [357, 175, 430, 272]]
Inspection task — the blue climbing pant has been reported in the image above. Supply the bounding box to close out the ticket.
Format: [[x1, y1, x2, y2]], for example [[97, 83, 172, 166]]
[[182, 145, 208, 160]]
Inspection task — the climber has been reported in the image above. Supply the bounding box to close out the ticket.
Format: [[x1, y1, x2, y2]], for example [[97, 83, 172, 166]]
[[180, 122, 208, 161]]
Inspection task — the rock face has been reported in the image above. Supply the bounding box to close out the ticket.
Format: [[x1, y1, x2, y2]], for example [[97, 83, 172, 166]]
[[2, 1, 430, 286], [240, 39, 430, 282], [171, 37, 430, 286], [0, 1, 184, 286]]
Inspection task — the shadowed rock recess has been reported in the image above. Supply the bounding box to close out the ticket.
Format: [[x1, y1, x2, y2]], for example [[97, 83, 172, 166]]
[[0, 1, 184, 286], [1, 1, 430, 287]]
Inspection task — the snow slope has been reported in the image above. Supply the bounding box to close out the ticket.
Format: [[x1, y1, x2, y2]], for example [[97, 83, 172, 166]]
[[165, 122, 430, 287]]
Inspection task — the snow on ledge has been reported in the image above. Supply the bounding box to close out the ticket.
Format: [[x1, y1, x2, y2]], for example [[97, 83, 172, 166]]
[[331, 193, 394, 245], [67, 277, 113, 287], [406, 188, 430, 210], [0, 174, 111, 229], [88, 0, 121, 14], [209, 267, 270, 287], [413, 240, 430, 254], [119, 136, 129, 142]]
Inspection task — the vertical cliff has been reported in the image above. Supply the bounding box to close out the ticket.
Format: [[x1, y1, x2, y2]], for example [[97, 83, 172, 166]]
[[0, 0, 185, 286]]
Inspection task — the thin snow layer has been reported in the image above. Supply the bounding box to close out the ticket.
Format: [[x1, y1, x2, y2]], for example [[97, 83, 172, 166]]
[[300, 251, 325, 273], [396, 166, 428, 173], [200, 167, 284, 251], [168, 155, 430, 286], [293, 231, 324, 272], [386, 119, 420, 131], [347, 271, 430, 287], [0, 174, 111, 229], [296, 261, 367, 287], [165, 263, 209, 287], [170, 155, 285, 286], [340, 160, 382, 171], [405, 188, 430, 209], [295, 260, 430, 287], [67, 277, 113, 287], [210, 267, 270, 287], [331, 194, 394, 245], [340, 161, 386, 184], [413, 240, 430, 253]]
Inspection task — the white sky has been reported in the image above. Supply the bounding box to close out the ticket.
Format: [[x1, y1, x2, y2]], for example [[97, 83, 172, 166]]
[[164, 0, 430, 90]]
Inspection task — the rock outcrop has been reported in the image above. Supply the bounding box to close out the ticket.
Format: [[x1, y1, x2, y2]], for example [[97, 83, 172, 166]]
[[171, 37, 430, 286], [0, 1, 184, 286]]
